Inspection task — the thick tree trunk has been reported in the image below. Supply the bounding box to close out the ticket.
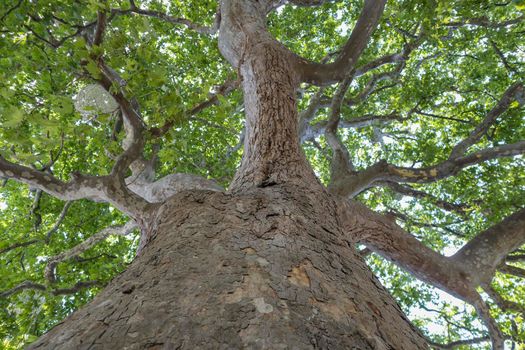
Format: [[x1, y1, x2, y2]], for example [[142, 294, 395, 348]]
[[29, 187, 427, 349], [28, 2, 430, 348]]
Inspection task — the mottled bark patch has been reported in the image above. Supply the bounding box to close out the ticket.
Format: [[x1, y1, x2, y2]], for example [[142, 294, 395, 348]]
[[288, 260, 312, 288]]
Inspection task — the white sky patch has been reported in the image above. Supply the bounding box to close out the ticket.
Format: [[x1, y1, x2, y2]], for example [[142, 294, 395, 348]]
[[442, 244, 461, 257]]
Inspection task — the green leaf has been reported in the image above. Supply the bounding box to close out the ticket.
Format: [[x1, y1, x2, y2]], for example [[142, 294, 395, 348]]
[[2, 106, 25, 128], [85, 60, 101, 79]]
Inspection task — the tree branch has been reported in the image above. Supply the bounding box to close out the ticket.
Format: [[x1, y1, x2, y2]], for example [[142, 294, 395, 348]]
[[0, 156, 106, 202], [429, 336, 490, 350], [0, 280, 46, 297], [302, 112, 405, 143], [51, 280, 103, 295], [490, 40, 516, 74], [0, 239, 41, 255], [384, 141, 525, 184], [384, 208, 464, 238], [113, 1, 218, 35], [338, 200, 525, 348], [93, 10, 107, 46], [0, 0, 23, 23], [287, 0, 339, 6], [339, 200, 477, 301], [149, 79, 239, 138], [0, 280, 102, 298], [506, 254, 525, 262], [379, 182, 468, 215], [498, 263, 525, 279], [298, 0, 387, 85], [331, 81, 525, 196], [444, 15, 525, 29], [449, 82, 523, 159], [0, 152, 150, 218], [127, 173, 223, 203], [452, 207, 525, 286], [45, 221, 137, 283], [82, 22, 156, 215], [45, 201, 72, 243], [325, 73, 356, 180], [298, 38, 420, 144], [483, 285, 525, 315], [1, 201, 72, 255]]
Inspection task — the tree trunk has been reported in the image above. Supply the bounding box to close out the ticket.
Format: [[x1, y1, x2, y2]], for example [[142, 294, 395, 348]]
[[29, 187, 427, 349], [28, 2, 430, 348]]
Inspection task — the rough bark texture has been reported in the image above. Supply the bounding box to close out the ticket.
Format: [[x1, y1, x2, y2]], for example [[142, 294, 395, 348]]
[[218, 0, 319, 192], [229, 42, 318, 190], [29, 187, 427, 349]]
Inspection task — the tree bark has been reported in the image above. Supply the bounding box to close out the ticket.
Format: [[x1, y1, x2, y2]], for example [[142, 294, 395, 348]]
[[218, 0, 319, 191], [29, 187, 427, 349]]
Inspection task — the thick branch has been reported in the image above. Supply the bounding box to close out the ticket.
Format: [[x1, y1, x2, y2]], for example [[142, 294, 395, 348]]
[[298, 0, 387, 85], [127, 173, 223, 203], [452, 208, 525, 285], [302, 112, 404, 143], [298, 89, 327, 141], [0, 155, 106, 201], [338, 199, 517, 348], [325, 73, 356, 179], [339, 200, 477, 301], [0, 154, 150, 217]]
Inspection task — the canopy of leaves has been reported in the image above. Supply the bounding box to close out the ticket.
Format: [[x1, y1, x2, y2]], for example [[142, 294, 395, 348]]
[[0, 0, 524, 349]]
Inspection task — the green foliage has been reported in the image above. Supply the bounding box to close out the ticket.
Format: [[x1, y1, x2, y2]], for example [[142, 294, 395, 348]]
[[0, 0, 524, 349]]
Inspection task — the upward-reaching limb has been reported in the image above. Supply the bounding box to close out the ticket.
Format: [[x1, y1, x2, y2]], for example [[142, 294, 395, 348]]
[[297, 0, 387, 85], [338, 200, 525, 349]]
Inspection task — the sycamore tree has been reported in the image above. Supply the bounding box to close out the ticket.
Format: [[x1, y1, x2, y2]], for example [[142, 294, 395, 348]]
[[0, 0, 524, 349]]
